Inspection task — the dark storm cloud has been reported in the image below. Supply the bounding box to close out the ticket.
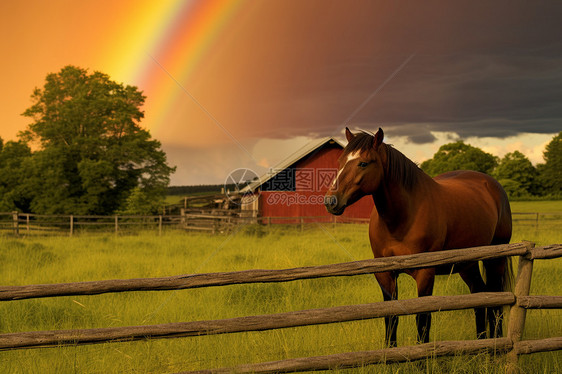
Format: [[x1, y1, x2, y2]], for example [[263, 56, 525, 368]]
[[350, 52, 562, 141], [382, 124, 438, 144], [214, 0, 562, 144]]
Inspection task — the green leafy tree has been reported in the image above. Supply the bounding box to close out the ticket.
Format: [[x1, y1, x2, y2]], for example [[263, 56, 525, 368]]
[[537, 132, 562, 196], [0, 139, 32, 211], [420, 141, 498, 177], [20, 65, 175, 215], [118, 187, 164, 215], [493, 151, 538, 197]]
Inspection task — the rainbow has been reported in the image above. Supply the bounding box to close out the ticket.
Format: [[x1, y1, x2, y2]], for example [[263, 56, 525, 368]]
[[100, 0, 244, 135]]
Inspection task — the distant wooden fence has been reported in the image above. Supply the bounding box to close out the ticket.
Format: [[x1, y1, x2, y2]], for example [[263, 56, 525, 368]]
[[0, 212, 182, 236], [1, 242, 561, 373], [1, 211, 556, 236], [512, 212, 562, 229], [0, 211, 559, 237], [0, 211, 369, 236]]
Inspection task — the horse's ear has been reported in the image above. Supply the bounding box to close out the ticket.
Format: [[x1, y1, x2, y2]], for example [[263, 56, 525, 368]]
[[374, 128, 384, 149], [345, 127, 355, 143]]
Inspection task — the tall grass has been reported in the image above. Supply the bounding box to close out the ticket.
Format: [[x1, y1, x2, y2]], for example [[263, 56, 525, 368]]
[[1, 202, 561, 373]]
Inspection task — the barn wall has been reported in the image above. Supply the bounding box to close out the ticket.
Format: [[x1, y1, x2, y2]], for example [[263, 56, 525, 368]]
[[259, 144, 374, 221]]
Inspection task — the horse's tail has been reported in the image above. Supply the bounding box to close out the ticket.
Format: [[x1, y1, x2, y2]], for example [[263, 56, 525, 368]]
[[483, 175, 513, 336], [486, 174, 513, 293]]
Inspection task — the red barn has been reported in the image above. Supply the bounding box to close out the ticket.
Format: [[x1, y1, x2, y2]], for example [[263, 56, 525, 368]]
[[241, 137, 374, 223]]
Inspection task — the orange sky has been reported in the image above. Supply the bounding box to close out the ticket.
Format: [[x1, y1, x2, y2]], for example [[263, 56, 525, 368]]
[[1, 1, 560, 184], [1, 1, 125, 137]]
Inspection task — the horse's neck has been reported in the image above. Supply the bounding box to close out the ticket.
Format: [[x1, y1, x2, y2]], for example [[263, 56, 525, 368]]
[[372, 170, 434, 231], [372, 183, 410, 230]]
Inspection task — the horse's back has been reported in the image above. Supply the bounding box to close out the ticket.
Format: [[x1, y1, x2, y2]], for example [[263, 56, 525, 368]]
[[434, 170, 512, 249]]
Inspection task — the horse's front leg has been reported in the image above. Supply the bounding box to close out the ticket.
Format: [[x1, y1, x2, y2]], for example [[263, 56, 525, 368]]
[[413, 267, 435, 343], [375, 271, 398, 347]]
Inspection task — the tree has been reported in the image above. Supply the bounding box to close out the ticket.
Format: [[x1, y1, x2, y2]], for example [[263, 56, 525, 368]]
[[420, 141, 498, 177], [0, 139, 32, 212], [118, 187, 164, 215], [538, 132, 562, 196], [20, 65, 175, 215], [493, 151, 538, 198]]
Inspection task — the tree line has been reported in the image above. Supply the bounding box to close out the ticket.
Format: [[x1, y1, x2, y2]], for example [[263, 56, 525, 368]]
[[420, 136, 562, 199], [0, 66, 175, 215]]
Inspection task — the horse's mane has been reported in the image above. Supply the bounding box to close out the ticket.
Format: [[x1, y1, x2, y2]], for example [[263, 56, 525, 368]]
[[343, 131, 421, 190]]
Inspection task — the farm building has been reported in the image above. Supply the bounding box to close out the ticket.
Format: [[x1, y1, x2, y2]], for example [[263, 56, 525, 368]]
[[241, 137, 374, 223]]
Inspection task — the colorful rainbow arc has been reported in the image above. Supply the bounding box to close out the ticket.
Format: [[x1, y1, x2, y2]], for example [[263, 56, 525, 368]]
[[102, 0, 245, 134]]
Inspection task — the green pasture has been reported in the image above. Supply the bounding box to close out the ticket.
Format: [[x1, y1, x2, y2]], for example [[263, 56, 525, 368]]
[[164, 195, 183, 205], [0, 201, 561, 373], [510, 200, 562, 214]]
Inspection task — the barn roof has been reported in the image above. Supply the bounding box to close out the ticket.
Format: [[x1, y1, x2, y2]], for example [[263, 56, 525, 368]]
[[242, 137, 344, 193]]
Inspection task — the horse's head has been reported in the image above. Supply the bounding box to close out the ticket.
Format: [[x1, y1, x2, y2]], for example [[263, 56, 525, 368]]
[[325, 127, 386, 215]]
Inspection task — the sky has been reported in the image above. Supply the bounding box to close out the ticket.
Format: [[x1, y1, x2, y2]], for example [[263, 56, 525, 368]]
[[0, 0, 561, 185]]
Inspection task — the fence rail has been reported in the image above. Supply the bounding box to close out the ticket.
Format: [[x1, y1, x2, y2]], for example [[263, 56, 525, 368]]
[[185, 337, 562, 374], [0, 292, 515, 350], [1, 241, 561, 373], [0, 242, 532, 301]]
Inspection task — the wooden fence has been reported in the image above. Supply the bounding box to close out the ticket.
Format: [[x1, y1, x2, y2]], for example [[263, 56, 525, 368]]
[[0, 211, 559, 236], [512, 212, 562, 229], [0, 211, 369, 236], [0, 212, 183, 236], [1, 242, 561, 373]]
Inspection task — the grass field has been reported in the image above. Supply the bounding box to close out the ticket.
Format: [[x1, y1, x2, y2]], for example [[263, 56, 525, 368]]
[[0, 201, 561, 373], [510, 200, 562, 214]]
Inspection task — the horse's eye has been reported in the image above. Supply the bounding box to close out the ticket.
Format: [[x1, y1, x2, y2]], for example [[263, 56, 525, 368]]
[[358, 161, 369, 168]]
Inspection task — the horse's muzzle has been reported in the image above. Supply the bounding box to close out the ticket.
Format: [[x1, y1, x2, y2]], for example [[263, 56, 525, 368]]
[[324, 195, 345, 215]]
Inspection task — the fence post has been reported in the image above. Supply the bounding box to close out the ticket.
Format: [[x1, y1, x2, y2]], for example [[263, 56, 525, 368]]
[[114, 215, 118, 234], [535, 212, 539, 229], [180, 208, 186, 228], [506, 241, 535, 373], [12, 211, 19, 236], [69, 215, 74, 237], [300, 217, 304, 232], [26, 214, 30, 233], [158, 215, 163, 236]]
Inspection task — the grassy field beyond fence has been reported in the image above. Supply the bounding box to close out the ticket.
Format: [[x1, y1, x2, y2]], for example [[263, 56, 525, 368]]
[[0, 201, 561, 373]]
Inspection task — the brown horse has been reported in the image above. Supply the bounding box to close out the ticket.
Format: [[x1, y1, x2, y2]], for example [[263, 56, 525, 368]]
[[325, 128, 512, 346]]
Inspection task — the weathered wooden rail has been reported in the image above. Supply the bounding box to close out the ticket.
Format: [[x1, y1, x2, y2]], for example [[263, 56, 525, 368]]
[[1, 242, 561, 374], [0, 292, 514, 350], [0, 242, 530, 301]]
